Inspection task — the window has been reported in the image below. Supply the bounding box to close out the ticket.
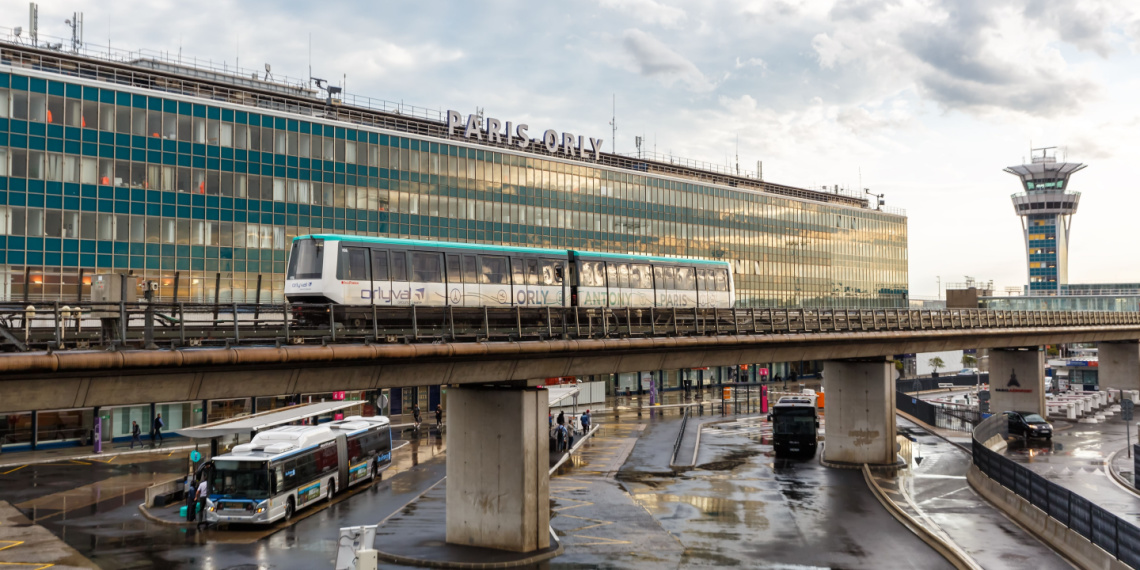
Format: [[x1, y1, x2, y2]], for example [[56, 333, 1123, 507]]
[[481, 256, 509, 285], [616, 263, 629, 288], [632, 264, 652, 289], [677, 267, 694, 290], [664, 267, 676, 290], [526, 259, 540, 285], [412, 252, 443, 283], [541, 261, 563, 285], [512, 259, 524, 285], [371, 250, 390, 281], [391, 251, 408, 281], [462, 255, 478, 284], [715, 269, 728, 292], [446, 254, 461, 283], [287, 239, 324, 279], [336, 247, 371, 281]]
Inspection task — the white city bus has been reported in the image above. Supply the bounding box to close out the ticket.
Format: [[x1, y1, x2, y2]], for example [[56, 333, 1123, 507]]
[[204, 416, 392, 524]]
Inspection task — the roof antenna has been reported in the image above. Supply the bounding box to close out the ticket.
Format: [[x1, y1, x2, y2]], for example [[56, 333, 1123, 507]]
[[608, 94, 616, 154]]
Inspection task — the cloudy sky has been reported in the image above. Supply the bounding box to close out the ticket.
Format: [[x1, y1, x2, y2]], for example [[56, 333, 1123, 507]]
[[20, 0, 1140, 298]]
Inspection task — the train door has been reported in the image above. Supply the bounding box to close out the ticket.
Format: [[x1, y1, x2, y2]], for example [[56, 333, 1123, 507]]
[[337, 246, 371, 306], [524, 258, 541, 306], [479, 255, 511, 306], [652, 265, 664, 307], [510, 257, 525, 306], [371, 249, 393, 306], [630, 264, 653, 306], [713, 268, 729, 307], [696, 268, 709, 307], [409, 251, 445, 305], [676, 266, 697, 308], [390, 250, 411, 306], [461, 254, 480, 307], [445, 254, 463, 306], [540, 259, 566, 306], [577, 259, 606, 307]]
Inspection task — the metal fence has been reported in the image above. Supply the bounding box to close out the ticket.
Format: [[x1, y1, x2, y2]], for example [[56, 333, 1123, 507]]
[[896, 392, 981, 433], [972, 414, 1140, 567], [898, 374, 988, 393], [2, 302, 1140, 352]]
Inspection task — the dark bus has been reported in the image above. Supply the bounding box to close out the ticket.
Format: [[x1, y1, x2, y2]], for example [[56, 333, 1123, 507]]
[[769, 397, 819, 457]]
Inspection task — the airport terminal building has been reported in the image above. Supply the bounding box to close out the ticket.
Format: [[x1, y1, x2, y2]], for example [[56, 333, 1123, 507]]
[[0, 40, 908, 310]]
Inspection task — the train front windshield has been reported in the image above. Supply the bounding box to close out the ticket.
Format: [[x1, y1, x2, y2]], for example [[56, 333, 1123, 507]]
[[287, 239, 324, 280], [773, 409, 817, 436], [211, 460, 271, 500]]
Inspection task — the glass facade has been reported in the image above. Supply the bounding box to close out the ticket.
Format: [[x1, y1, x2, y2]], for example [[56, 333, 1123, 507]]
[[0, 58, 908, 308]]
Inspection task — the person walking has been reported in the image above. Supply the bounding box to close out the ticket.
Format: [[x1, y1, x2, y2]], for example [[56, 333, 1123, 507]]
[[196, 477, 209, 524], [435, 405, 443, 430], [556, 410, 565, 427], [185, 477, 198, 523], [151, 413, 164, 446], [581, 410, 591, 434], [412, 405, 422, 431], [130, 420, 142, 449]]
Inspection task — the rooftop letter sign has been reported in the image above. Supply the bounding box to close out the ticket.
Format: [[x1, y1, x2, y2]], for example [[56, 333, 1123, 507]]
[[446, 110, 605, 161]]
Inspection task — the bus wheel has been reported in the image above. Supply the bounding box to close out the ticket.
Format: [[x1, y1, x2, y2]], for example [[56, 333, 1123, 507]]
[[327, 479, 337, 502], [373, 461, 381, 481], [284, 498, 295, 522]]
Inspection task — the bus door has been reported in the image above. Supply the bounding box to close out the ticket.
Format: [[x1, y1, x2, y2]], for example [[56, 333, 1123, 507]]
[[445, 254, 463, 306], [335, 433, 349, 492]]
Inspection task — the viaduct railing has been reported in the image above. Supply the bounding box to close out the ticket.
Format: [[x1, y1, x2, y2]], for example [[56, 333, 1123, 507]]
[[972, 414, 1140, 566], [1, 302, 1139, 352]]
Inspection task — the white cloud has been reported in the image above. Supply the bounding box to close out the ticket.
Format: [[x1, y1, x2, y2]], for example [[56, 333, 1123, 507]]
[[596, 0, 687, 27], [621, 28, 715, 91]]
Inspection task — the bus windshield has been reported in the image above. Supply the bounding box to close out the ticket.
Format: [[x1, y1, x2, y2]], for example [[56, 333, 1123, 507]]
[[211, 460, 271, 500], [773, 410, 816, 436], [287, 239, 324, 280]]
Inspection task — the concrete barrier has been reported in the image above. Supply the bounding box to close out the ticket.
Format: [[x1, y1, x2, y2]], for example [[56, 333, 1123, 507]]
[[145, 474, 188, 508], [967, 465, 1129, 570]]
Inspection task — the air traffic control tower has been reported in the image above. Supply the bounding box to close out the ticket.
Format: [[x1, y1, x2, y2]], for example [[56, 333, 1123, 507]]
[[1003, 147, 1086, 296]]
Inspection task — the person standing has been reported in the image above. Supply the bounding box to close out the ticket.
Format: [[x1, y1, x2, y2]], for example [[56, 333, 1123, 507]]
[[556, 410, 565, 427], [196, 478, 209, 524], [185, 478, 197, 523], [130, 421, 142, 449], [435, 405, 443, 430], [152, 413, 164, 446]]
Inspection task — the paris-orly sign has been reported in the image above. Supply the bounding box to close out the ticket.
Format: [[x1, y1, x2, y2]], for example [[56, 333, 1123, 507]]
[[446, 110, 605, 160]]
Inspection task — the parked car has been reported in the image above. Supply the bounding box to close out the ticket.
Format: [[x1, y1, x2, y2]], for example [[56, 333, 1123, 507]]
[[1004, 411, 1052, 441], [958, 368, 980, 376]]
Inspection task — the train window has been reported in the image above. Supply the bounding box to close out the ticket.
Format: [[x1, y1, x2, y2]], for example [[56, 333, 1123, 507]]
[[526, 259, 540, 285], [336, 247, 371, 281], [481, 256, 509, 284], [715, 269, 728, 292], [677, 267, 694, 290], [541, 261, 560, 285], [412, 252, 443, 283], [696, 269, 707, 290], [371, 250, 390, 281], [631, 264, 651, 289], [286, 239, 323, 280], [446, 254, 461, 283], [511, 259, 525, 285], [617, 264, 630, 288], [606, 263, 618, 289], [391, 251, 408, 281], [664, 267, 676, 290], [587, 261, 606, 287], [653, 266, 663, 289], [462, 255, 478, 284]]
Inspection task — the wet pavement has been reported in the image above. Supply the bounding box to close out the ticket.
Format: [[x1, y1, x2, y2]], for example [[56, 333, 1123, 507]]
[[889, 418, 1074, 569], [1002, 417, 1140, 526]]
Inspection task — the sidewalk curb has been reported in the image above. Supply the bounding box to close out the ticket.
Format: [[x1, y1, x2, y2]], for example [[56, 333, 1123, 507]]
[[138, 503, 197, 527], [1105, 447, 1140, 498], [862, 464, 982, 570], [670, 414, 762, 470]]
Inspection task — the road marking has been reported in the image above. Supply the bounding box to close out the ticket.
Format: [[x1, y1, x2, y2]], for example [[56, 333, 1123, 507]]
[[0, 466, 27, 475], [0, 541, 23, 552], [568, 534, 630, 546]]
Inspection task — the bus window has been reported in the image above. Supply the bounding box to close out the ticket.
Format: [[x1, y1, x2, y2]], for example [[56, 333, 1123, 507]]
[[617, 264, 630, 288], [412, 252, 443, 283], [211, 460, 271, 499], [336, 247, 371, 281], [462, 255, 478, 284], [446, 254, 461, 283], [391, 251, 408, 281], [526, 259, 540, 285], [481, 256, 509, 284], [371, 250, 389, 281]]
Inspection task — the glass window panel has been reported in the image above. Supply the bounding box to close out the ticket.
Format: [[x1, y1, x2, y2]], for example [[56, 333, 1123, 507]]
[[391, 251, 408, 281], [371, 250, 390, 281], [412, 252, 442, 283]]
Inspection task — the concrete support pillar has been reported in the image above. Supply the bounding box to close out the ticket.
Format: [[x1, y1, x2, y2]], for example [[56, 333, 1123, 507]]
[[822, 358, 896, 466], [1098, 341, 1140, 391], [446, 386, 549, 553], [989, 348, 1045, 416]]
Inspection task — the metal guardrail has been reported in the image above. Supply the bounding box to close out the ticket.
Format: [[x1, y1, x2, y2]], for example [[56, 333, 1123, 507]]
[[972, 414, 1140, 567], [670, 406, 691, 467], [896, 392, 981, 433], [0, 303, 1138, 353]]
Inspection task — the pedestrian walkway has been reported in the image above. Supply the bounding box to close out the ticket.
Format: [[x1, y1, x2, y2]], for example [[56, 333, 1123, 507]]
[[0, 500, 98, 569], [886, 416, 1073, 569], [0, 440, 197, 469]]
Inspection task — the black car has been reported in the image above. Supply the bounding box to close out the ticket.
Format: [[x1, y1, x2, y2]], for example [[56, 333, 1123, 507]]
[[1005, 411, 1053, 441]]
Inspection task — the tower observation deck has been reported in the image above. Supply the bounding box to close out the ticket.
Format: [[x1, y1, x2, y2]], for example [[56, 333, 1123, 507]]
[[1003, 147, 1086, 296]]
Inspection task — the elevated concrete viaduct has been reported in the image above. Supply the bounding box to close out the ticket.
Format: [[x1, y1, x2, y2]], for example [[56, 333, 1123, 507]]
[[5, 322, 1140, 553]]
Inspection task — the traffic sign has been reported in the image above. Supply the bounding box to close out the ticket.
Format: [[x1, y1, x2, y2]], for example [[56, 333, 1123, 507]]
[[190, 450, 202, 463], [1123, 399, 1134, 422]]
